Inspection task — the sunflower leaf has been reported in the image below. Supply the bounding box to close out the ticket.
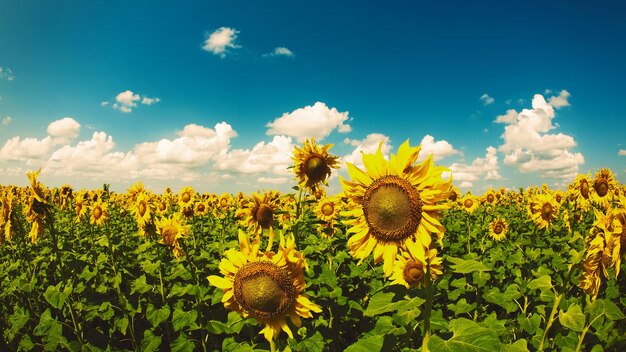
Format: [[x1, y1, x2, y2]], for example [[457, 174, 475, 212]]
[[344, 335, 384, 352], [447, 257, 492, 274], [558, 304, 585, 332], [428, 318, 501, 351]]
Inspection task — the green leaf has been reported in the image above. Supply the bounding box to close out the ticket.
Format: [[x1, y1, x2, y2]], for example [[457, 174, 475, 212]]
[[206, 320, 233, 334], [295, 331, 325, 351], [448, 298, 476, 316], [141, 329, 162, 352], [171, 333, 196, 352], [363, 291, 420, 317], [146, 303, 171, 327], [130, 274, 152, 295], [344, 335, 384, 352], [171, 307, 199, 331], [501, 339, 530, 352], [5, 305, 30, 342], [447, 257, 492, 274], [559, 304, 585, 332], [33, 308, 66, 351], [43, 284, 69, 310], [527, 275, 553, 292], [113, 316, 129, 335], [428, 318, 501, 352], [18, 334, 34, 352]]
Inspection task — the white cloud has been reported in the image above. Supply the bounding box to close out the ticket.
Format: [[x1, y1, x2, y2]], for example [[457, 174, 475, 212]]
[[449, 146, 502, 189], [258, 176, 288, 184], [0, 66, 14, 81], [480, 93, 494, 105], [266, 102, 351, 142], [215, 135, 294, 175], [202, 27, 240, 57], [497, 93, 584, 181], [619, 149, 626, 156], [342, 133, 391, 168], [263, 47, 294, 58], [141, 96, 161, 105], [100, 101, 109, 106], [47, 117, 80, 143], [547, 90, 571, 109], [2, 116, 11, 125], [417, 135, 460, 162], [495, 109, 518, 124], [113, 90, 140, 113], [0, 136, 54, 161]]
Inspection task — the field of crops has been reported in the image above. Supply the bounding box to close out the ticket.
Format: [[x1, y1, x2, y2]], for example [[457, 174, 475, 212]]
[[1, 140, 625, 352]]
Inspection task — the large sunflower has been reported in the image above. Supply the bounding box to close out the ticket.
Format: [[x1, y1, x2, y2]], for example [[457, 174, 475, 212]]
[[341, 140, 452, 277], [530, 193, 559, 230], [293, 138, 340, 194], [591, 168, 617, 210], [208, 231, 321, 345], [389, 245, 443, 289], [488, 218, 508, 241]]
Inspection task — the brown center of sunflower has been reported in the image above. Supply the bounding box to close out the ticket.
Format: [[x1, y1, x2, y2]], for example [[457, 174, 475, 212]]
[[233, 262, 295, 319], [33, 198, 47, 216], [181, 192, 191, 203], [494, 224, 504, 234], [448, 192, 457, 202], [555, 194, 562, 203], [487, 194, 494, 203], [541, 203, 553, 221], [92, 206, 103, 220], [321, 203, 335, 216], [303, 154, 328, 184], [197, 203, 205, 213], [256, 203, 274, 229], [162, 226, 178, 246], [138, 201, 147, 217], [76, 203, 82, 213], [403, 259, 424, 286], [220, 199, 228, 207], [362, 176, 422, 243], [581, 180, 590, 198], [158, 202, 167, 211], [464, 199, 473, 208], [594, 179, 608, 197]]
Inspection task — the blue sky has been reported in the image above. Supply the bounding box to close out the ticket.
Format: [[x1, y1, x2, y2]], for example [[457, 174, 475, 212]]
[[1, 0, 625, 194]]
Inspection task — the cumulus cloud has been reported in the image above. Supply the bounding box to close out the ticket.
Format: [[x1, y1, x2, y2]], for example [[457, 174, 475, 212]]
[[258, 176, 288, 184], [547, 90, 571, 109], [342, 133, 391, 168], [495, 109, 518, 124], [0, 136, 54, 161], [2, 116, 11, 125], [215, 135, 294, 175], [619, 149, 626, 156], [47, 117, 80, 144], [497, 93, 584, 181], [110, 90, 159, 113], [202, 27, 240, 57], [449, 146, 502, 189], [480, 93, 494, 105], [417, 135, 460, 162], [263, 47, 294, 58], [266, 102, 351, 142]]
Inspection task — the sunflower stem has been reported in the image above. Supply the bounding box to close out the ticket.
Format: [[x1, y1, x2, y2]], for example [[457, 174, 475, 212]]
[[538, 292, 562, 351], [422, 261, 433, 351]]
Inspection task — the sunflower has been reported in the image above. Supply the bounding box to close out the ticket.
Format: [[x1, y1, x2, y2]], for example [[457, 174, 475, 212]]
[[482, 188, 497, 206], [593, 208, 623, 278], [155, 213, 190, 258], [591, 168, 617, 210], [239, 191, 281, 236], [578, 234, 604, 300], [293, 138, 340, 194], [0, 191, 15, 242], [24, 169, 49, 243], [59, 184, 73, 210], [488, 218, 508, 241], [530, 193, 559, 230], [130, 191, 153, 227], [460, 193, 479, 214], [341, 140, 452, 277], [208, 231, 321, 345], [389, 245, 443, 289], [314, 195, 342, 223], [74, 191, 89, 223], [89, 199, 110, 227], [568, 173, 592, 212], [178, 186, 196, 212], [194, 200, 210, 217]]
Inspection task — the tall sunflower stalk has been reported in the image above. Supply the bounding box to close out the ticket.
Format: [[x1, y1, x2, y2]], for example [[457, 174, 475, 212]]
[[339, 140, 452, 349]]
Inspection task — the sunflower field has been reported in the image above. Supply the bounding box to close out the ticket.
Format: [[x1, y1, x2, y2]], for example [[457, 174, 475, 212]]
[[1, 139, 625, 352]]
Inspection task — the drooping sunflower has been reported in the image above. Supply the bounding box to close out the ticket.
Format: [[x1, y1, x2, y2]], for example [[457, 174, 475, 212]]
[[389, 245, 443, 289], [208, 231, 321, 345], [460, 193, 479, 214], [591, 168, 617, 210], [155, 213, 190, 258], [89, 199, 110, 227], [530, 193, 559, 230], [488, 218, 508, 241], [0, 191, 15, 242], [58, 184, 73, 210], [579, 234, 604, 300], [341, 140, 452, 277], [592, 208, 623, 278], [24, 169, 49, 243], [293, 138, 340, 194]]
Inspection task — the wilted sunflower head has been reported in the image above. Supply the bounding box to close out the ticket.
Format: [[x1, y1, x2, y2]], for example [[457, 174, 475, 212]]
[[292, 138, 340, 194], [340, 139, 452, 277]]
